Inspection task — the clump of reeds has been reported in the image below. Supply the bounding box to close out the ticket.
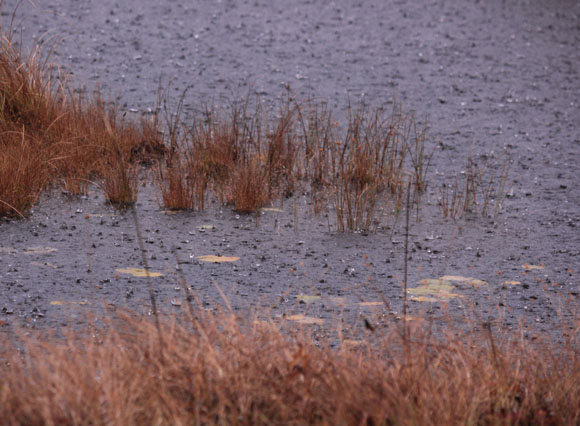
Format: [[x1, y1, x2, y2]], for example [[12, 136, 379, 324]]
[[440, 155, 509, 220], [310, 102, 429, 232], [1, 308, 579, 425], [155, 93, 431, 230], [157, 94, 299, 213]]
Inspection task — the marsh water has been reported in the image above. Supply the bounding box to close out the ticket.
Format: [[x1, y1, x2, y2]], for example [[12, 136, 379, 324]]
[[1, 0, 579, 338]]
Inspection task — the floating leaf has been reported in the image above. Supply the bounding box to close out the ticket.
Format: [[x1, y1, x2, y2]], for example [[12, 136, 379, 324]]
[[402, 316, 422, 321], [115, 268, 163, 277], [287, 314, 324, 325], [410, 296, 442, 302], [440, 275, 487, 286], [199, 225, 216, 231], [253, 320, 271, 328], [330, 296, 347, 306], [502, 280, 521, 286], [261, 207, 284, 213], [30, 261, 58, 269], [296, 294, 321, 304], [359, 301, 383, 307], [196, 255, 240, 263], [408, 279, 462, 301], [522, 264, 545, 271], [342, 339, 363, 347], [162, 210, 179, 215], [50, 301, 88, 306], [23, 246, 57, 255]]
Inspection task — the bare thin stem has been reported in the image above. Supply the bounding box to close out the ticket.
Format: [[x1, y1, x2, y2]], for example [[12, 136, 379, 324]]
[[131, 206, 165, 360]]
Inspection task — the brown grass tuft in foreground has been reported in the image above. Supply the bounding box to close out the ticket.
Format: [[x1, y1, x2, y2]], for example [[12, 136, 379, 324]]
[[1, 309, 579, 425]]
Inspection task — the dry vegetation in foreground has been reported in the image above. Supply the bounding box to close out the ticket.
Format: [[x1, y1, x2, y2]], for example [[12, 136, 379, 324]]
[[1, 307, 579, 425]]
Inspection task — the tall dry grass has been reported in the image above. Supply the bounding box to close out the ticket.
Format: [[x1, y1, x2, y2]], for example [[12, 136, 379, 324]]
[[440, 155, 509, 220], [156, 94, 430, 231], [0, 25, 163, 216], [1, 309, 579, 425]]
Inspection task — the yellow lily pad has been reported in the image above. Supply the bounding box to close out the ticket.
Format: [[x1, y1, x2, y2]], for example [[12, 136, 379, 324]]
[[359, 301, 383, 307], [196, 255, 240, 263], [402, 315, 422, 321], [287, 314, 324, 325], [502, 280, 521, 286], [23, 246, 58, 255], [522, 264, 545, 271], [410, 296, 443, 302], [253, 320, 271, 328], [342, 339, 364, 347], [199, 225, 216, 231], [330, 296, 347, 306], [261, 207, 284, 213], [414, 279, 455, 293], [30, 261, 58, 269], [408, 279, 462, 301], [115, 268, 163, 278], [50, 301, 88, 306], [296, 294, 321, 304], [440, 275, 488, 286]]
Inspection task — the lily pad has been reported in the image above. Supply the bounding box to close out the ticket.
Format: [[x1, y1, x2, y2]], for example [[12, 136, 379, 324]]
[[402, 315, 422, 321], [115, 268, 163, 278], [199, 225, 216, 231], [408, 279, 462, 301], [502, 280, 521, 286], [296, 294, 321, 304], [359, 301, 383, 307], [330, 296, 347, 306], [23, 246, 58, 255], [30, 261, 58, 269], [522, 264, 545, 271], [409, 296, 443, 302], [196, 255, 240, 263], [341, 339, 364, 347], [287, 314, 324, 325], [261, 207, 284, 213], [440, 275, 487, 286], [50, 301, 88, 306]]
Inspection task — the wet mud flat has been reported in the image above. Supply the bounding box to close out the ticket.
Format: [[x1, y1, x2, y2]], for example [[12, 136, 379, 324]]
[[1, 0, 580, 338]]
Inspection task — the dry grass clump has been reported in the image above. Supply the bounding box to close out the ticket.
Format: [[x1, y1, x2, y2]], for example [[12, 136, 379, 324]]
[[1, 309, 579, 425], [157, 96, 299, 213], [295, 102, 430, 231], [157, 95, 430, 230], [0, 135, 46, 217], [0, 26, 163, 216], [440, 155, 509, 220]]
